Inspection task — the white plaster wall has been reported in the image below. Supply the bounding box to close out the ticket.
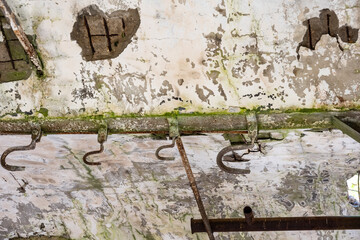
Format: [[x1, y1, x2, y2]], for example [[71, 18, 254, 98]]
[[0, 0, 360, 118]]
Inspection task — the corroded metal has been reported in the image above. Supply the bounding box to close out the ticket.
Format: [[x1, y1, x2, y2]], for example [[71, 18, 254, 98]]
[[83, 125, 108, 165], [332, 116, 360, 143], [1, 128, 41, 171], [245, 112, 258, 145], [167, 117, 179, 138], [0, 0, 43, 73], [191, 206, 360, 232], [176, 137, 215, 240], [155, 138, 176, 161], [243, 206, 254, 225], [216, 143, 253, 174], [191, 216, 360, 232], [1, 111, 359, 135]]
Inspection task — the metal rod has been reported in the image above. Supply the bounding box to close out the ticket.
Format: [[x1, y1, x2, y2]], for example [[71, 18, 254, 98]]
[[332, 116, 360, 143], [1, 111, 358, 135], [191, 216, 360, 232], [175, 137, 215, 240], [0, 0, 43, 73]]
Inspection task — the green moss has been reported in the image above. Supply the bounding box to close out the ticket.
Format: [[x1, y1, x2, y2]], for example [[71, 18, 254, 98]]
[[64, 147, 103, 191], [3, 70, 30, 81], [179, 212, 192, 222], [8, 41, 27, 60], [230, 210, 241, 218], [135, 230, 157, 240], [1, 106, 360, 126], [35, 50, 47, 80], [96, 221, 113, 240], [28, 34, 47, 80], [38, 107, 49, 117]]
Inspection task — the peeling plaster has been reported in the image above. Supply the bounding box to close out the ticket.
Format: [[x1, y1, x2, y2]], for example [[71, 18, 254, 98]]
[[0, 0, 359, 119]]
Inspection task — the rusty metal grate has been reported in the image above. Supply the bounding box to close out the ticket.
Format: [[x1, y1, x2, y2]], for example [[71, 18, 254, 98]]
[[70, 5, 140, 61], [0, 10, 32, 82], [83, 15, 123, 54]]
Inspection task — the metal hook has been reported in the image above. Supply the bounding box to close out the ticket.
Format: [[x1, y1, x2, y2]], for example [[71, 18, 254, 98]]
[[216, 144, 254, 174], [216, 113, 260, 174], [155, 137, 176, 161], [1, 128, 42, 171], [83, 126, 107, 166]]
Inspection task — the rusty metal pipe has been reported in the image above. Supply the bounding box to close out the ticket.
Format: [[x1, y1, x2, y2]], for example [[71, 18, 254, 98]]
[[0, 111, 352, 135], [191, 216, 360, 233], [243, 206, 254, 225]]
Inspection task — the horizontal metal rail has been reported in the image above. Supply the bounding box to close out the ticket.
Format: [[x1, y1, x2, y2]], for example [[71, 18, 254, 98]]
[[0, 111, 359, 135], [191, 216, 360, 232]]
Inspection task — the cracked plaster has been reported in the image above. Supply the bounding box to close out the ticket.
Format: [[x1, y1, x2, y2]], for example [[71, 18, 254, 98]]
[[0, 0, 359, 118], [1, 1, 360, 239]]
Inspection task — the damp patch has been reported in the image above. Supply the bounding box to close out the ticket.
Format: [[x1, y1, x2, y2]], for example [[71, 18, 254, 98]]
[[296, 9, 359, 59], [71, 5, 140, 61], [0, 11, 33, 83]]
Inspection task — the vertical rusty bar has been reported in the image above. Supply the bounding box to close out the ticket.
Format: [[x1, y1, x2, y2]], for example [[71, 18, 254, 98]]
[[175, 137, 215, 240]]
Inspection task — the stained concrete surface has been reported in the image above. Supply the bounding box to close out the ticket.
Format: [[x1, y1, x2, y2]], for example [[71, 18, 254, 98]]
[[0, 130, 359, 239]]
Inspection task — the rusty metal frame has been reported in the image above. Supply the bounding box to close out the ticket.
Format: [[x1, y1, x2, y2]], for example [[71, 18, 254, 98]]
[[1, 111, 360, 238], [175, 135, 360, 238]]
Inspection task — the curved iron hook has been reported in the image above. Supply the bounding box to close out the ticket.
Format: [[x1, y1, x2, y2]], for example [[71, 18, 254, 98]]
[[155, 138, 176, 161], [83, 142, 104, 166], [1, 129, 42, 171], [216, 144, 254, 174], [83, 126, 107, 166]]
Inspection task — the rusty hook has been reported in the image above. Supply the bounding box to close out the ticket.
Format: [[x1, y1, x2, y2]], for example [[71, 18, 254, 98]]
[[216, 144, 254, 174], [155, 137, 176, 161], [1, 128, 42, 171], [83, 126, 107, 166]]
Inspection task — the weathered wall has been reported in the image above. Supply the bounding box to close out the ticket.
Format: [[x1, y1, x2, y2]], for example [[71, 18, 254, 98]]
[[1, 0, 360, 119], [1, 1, 360, 240], [0, 130, 360, 239]]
